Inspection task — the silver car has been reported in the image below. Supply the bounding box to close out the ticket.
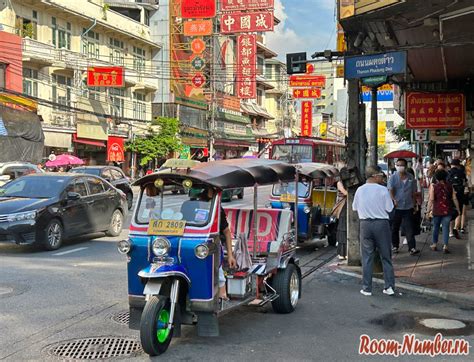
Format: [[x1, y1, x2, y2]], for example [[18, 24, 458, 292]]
[[0, 162, 43, 186]]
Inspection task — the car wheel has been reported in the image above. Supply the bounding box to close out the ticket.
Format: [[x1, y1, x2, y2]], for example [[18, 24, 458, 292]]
[[270, 264, 300, 314], [42, 219, 63, 251], [126, 192, 133, 210], [107, 209, 123, 237]]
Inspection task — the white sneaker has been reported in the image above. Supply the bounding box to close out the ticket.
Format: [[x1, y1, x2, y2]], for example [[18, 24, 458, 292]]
[[383, 287, 395, 296], [360, 289, 372, 296], [449, 233, 454, 238], [402, 238, 408, 245]]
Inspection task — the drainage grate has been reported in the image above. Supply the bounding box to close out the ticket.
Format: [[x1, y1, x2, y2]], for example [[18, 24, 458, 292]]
[[110, 311, 130, 326], [46, 337, 142, 360]]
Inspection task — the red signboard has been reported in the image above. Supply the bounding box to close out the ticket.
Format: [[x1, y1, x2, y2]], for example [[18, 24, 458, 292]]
[[107, 136, 125, 162], [183, 20, 213, 36], [236, 34, 257, 99], [181, 0, 216, 19], [87, 67, 124, 87], [221, 0, 274, 11], [301, 101, 313, 137], [191, 38, 206, 54], [405, 92, 465, 129], [191, 73, 206, 88], [220, 11, 274, 34], [293, 88, 321, 99], [289, 75, 325, 88]]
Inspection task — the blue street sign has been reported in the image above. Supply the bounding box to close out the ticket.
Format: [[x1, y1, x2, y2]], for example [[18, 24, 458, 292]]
[[344, 51, 407, 79], [362, 89, 393, 102]]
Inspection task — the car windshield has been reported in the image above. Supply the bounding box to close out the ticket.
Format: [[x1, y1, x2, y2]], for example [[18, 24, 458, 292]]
[[272, 181, 310, 198], [0, 176, 67, 198], [70, 168, 101, 176], [136, 186, 214, 226]]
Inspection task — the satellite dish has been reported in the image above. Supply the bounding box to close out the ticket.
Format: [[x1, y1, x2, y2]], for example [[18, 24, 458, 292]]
[[48, 154, 57, 161]]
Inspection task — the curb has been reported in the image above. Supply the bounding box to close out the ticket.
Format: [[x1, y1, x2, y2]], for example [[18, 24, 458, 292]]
[[333, 267, 474, 308]]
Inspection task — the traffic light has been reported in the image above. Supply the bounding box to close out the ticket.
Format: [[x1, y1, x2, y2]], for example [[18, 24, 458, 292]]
[[286, 52, 307, 75]]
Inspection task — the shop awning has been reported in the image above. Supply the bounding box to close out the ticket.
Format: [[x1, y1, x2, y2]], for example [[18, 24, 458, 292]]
[[214, 139, 251, 148], [43, 131, 72, 148], [73, 134, 106, 147]]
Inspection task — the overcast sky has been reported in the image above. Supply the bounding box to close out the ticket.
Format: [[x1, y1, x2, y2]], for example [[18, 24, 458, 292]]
[[267, 0, 337, 61]]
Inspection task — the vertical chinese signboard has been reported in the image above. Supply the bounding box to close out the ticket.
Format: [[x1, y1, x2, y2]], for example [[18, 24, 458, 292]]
[[236, 34, 256, 99], [87, 67, 124, 87], [301, 101, 312, 136]]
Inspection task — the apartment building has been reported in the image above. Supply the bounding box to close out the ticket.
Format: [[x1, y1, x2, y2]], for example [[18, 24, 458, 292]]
[[0, 0, 160, 165]]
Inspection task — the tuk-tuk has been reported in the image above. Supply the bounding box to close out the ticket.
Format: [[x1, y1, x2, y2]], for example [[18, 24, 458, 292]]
[[269, 163, 340, 245], [119, 159, 301, 356]]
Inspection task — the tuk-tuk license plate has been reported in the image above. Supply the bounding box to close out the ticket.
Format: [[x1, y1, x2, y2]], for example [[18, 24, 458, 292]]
[[148, 219, 185, 236], [280, 194, 296, 202]]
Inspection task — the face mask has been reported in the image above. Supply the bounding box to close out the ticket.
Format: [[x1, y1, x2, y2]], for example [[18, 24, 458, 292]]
[[396, 166, 405, 173]]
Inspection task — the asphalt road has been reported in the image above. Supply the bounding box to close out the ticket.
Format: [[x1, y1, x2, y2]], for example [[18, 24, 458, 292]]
[[1, 187, 473, 361]]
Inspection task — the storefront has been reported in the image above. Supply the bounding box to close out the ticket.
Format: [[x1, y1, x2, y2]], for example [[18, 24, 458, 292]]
[[180, 125, 209, 161], [74, 120, 109, 165], [42, 130, 73, 159]]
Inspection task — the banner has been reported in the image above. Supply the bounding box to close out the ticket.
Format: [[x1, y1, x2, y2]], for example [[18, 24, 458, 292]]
[[87, 67, 124, 87], [289, 75, 325, 88], [107, 136, 125, 162], [181, 0, 216, 18], [183, 20, 213, 36], [221, 11, 274, 34], [236, 34, 256, 99], [301, 101, 312, 137], [405, 92, 465, 129], [292, 88, 321, 99], [221, 0, 274, 11]]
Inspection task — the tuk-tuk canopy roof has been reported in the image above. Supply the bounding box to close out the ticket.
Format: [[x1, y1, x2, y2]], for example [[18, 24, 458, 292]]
[[134, 159, 296, 189], [296, 163, 339, 179]]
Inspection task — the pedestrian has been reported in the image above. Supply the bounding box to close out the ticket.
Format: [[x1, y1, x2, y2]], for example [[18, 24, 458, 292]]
[[459, 163, 470, 233], [333, 179, 348, 260], [388, 158, 420, 255], [352, 165, 395, 296], [447, 158, 466, 238], [427, 169, 461, 253]]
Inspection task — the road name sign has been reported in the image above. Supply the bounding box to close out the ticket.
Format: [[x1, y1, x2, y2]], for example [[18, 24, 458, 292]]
[[344, 51, 406, 79]]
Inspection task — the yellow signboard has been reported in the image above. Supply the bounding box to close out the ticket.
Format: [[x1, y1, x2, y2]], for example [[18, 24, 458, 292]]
[[378, 121, 386, 145], [0, 92, 37, 111], [336, 65, 344, 78], [339, 0, 355, 19], [319, 122, 328, 138], [337, 33, 346, 52], [147, 219, 186, 236]]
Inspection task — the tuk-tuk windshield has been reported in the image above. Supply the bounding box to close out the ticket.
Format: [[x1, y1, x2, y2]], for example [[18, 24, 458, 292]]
[[136, 189, 214, 226], [272, 181, 310, 198]]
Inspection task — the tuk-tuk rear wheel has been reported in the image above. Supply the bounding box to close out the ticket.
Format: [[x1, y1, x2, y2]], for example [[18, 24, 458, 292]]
[[270, 264, 300, 314], [140, 296, 174, 356]]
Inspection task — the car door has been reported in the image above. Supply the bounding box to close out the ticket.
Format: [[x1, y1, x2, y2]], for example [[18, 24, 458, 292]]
[[61, 177, 92, 237], [110, 168, 128, 194], [85, 177, 111, 231]]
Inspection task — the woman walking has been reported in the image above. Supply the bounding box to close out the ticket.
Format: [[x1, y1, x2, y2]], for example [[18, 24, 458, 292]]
[[334, 179, 348, 260], [427, 170, 461, 253]]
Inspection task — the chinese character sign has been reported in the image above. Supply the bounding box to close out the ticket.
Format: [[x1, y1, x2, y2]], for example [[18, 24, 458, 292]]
[[183, 20, 213, 36], [107, 137, 125, 162], [220, 11, 274, 34], [221, 0, 274, 11], [236, 34, 256, 99], [301, 101, 312, 137], [87, 67, 124, 87], [181, 0, 216, 19], [405, 92, 465, 129], [292, 88, 321, 99]]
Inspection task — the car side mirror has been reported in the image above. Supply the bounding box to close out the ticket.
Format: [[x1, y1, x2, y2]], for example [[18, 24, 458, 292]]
[[67, 192, 81, 201]]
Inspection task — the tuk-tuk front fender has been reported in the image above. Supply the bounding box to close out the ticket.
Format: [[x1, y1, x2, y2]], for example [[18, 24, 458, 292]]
[[138, 264, 191, 285]]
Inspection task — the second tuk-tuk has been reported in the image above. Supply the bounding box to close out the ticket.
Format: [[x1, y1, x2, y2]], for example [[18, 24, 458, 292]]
[[269, 163, 340, 245], [118, 159, 301, 356]]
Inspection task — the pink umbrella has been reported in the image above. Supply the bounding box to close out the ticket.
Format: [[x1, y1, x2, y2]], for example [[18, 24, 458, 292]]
[[45, 154, 85, 167]]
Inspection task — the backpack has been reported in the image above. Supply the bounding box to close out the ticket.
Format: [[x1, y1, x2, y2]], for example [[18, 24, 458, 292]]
[[448, 169, 464, 193]]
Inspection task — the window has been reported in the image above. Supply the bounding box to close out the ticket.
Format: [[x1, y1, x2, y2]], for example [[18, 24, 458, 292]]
[[52, 18, 71, 49], [109, 88, 125, 118], [52, 74, 71, 109], [386, 121, 394, 128], [101, 169, 113, 181], [32, 10, 38, 20], [16, 16, 37, 39], [110, 169, 124, 181], [23, 68, 38, 97], [0, 64, 5, 89], [72, 179, 88, 197], [133, 92, 147, 121], [133, 46, 146, 72], [109, 38, 124, 65], [86, 177, 104, 195], [82, 79, 102, 101], [82, 28, 100, 59], [257, 57, 264, 76], [265, 64, 273, 79], [257, 89, 263, 106]]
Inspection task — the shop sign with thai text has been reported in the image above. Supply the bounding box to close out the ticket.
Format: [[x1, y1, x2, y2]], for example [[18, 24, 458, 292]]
[[87, 67, 124, 87], [181, 0, 216, 19], [292, 88, 321, 99], [221, 0, 274, 11], [301, 101, 312, 137], [236, 34, 256, 99], [220, 11, 274, 34], [405, 92, 465, 129], [289, 75, 325, 88]]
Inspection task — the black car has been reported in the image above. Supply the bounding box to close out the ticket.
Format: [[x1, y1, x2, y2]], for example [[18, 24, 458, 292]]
[[0, 173, 127, 250], [70, 166, 133, 209]]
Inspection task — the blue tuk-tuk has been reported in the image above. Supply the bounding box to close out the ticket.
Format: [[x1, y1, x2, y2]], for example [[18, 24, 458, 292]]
[[269, 163, 340, 245], [118, 159, 301, 356]]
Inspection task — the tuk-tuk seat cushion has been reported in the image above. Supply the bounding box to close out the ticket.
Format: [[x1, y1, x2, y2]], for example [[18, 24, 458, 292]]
[[224, 208, 292, 255]]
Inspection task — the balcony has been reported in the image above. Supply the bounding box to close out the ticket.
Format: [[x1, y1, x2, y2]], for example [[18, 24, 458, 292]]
[[22, 38, 55, 67]]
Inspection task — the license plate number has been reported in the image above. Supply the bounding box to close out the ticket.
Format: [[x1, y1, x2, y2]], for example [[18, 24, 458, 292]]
[[147, 219, 185, 236]]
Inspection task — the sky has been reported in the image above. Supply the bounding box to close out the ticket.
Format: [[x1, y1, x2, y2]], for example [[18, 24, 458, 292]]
[[267, 0, 337, 61]]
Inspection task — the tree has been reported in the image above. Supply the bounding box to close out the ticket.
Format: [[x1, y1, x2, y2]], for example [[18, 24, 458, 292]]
[[390, 123, 411, 142], [126, 117, 181, 166]]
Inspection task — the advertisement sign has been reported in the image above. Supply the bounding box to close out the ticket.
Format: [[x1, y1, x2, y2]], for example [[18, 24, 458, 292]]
[[107, 137, 125, 162], [405, 92, 465, 129], [181, 0, 216, 19], [377, 121, 386, 145], [412, 129, 430, 142], [344, 51, 407, 79], [361, 84, 394, 102], [220, 11, 274, 34], [292, 88, 321, 99], [183, 20, 213, 36], [319, 122, 327, 138], [191, 73, 206, 88], [87, 67, 124, 87], [191, 38, 206, 54], [221, 0, 274, 11], [289, 75, 326, 88], [301, 101, 312, 137], [191, 56, 205, 71], [236, 34, 257, 99]]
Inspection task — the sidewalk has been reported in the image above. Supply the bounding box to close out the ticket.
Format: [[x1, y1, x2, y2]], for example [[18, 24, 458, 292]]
[[337, 209, 474, 306]]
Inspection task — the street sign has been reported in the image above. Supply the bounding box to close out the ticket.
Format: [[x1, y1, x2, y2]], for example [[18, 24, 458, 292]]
[[286, 52, 306, 75], [344, 51, 407, 79], [191, 56, 205, 71], [289, 75, 325, 87], [292, 88, 321, 99], [361, 76, 387, 87], [191, 73, 206, 88], [191, 38, 206, 54]]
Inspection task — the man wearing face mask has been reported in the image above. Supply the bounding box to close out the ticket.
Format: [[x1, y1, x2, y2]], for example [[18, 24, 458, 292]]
[[388, 158, 420, 255]]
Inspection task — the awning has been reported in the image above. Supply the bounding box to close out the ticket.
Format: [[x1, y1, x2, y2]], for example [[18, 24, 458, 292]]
[[73, 134, 106, 147], [242, 101, 274, 119], [76, 120, 108, 141], [43, 131, 71, 148], [214, 139, 251, 148]]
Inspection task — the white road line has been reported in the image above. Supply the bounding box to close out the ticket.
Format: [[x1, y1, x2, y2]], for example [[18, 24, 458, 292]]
[[53, 247, 88, 256]]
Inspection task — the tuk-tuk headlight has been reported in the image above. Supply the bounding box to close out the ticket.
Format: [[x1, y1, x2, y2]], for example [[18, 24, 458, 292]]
[[152, 238, 171, 257], [195, 244, 209, 259], [117, 239, 131, 254], [303, 206, 311, 214], [282, 202, 291, 209]]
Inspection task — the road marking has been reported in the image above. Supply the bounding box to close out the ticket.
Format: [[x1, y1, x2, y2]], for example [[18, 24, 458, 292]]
[[53, 247, 88, 256]]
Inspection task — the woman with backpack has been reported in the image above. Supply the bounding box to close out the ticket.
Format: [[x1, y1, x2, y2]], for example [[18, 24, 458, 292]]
[[427, 170, 461, 253]]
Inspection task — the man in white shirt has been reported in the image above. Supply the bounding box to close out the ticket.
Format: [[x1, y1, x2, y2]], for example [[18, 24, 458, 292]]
[[353, 165, 396, 296]]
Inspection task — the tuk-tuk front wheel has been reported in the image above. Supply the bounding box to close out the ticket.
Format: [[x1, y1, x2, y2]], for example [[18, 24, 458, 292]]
[[140, 296, 174, 356], [271, 264, 300, 314]]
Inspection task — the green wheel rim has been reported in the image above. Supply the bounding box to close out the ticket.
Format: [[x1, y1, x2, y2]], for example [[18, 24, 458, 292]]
[[156, 309, 170, 343]]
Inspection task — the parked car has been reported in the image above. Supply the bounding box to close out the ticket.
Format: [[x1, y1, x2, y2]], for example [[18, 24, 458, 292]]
[[0, 162, 43, 186], [69, 166, 134, 209], [0, 173, 127, 250]]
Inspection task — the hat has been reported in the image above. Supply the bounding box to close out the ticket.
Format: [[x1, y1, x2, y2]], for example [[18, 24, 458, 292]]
[[365, 165, 383, 178], [451, 159, 461, 166]]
